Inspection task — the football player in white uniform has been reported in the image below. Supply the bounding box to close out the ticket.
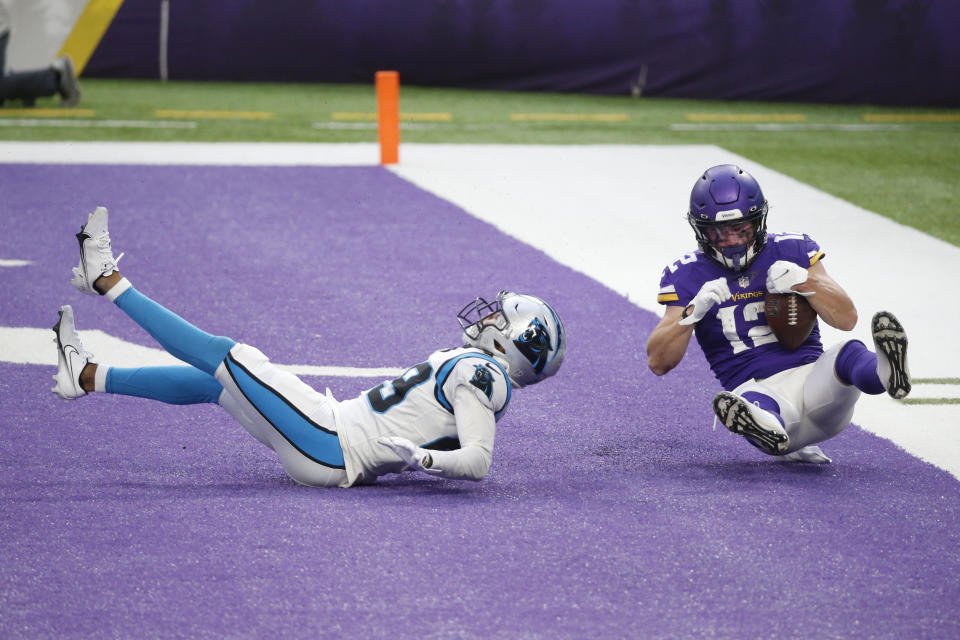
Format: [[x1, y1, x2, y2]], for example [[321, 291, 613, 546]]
[[52, 207, 566, 487]]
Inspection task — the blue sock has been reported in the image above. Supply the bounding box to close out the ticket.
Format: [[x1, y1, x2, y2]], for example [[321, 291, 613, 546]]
[[106, 366, 223, 405], [835, 340, 885, 395], [741, 391, 785, 427], [114, 286, 236, 375]]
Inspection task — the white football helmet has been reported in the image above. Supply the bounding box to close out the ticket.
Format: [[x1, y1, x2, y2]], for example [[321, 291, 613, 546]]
[[457, 291, 566, 388]]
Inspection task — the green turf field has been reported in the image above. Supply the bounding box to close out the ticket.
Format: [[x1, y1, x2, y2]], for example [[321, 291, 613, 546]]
[[3, 78, 958, 246]]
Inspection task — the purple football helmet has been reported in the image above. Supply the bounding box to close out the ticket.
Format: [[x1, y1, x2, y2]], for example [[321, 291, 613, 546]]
[[687, 164, 769, 272]]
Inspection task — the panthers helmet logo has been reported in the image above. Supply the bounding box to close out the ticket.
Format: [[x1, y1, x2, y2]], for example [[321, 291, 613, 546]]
[[513, 318, 551, 375]]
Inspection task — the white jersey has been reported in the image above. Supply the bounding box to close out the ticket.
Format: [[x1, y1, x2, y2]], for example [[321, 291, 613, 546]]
[[333, 347, 512, 487]]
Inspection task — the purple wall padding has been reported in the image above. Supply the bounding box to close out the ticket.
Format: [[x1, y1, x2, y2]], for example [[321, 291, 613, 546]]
[[85, 0, 960, 107]]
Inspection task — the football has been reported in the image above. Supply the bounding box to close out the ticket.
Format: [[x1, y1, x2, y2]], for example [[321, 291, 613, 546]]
[[764, 292, 817, 350]]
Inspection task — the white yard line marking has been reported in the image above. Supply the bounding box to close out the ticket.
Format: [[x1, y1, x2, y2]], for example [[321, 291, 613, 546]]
[[903, 380, 960, 400], [312, 121, 513, 131], [899, 380, 960, 404], [1, 327, 402, 379], [154, 110, 272, 119], [671, 123, 912, 132], [313, 121, 457, 131], [511, 113, 629, 121]]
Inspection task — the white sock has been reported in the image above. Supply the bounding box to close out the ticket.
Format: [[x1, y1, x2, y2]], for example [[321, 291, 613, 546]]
[[94, 364, 110, 393], [104, 276, 132, 302]]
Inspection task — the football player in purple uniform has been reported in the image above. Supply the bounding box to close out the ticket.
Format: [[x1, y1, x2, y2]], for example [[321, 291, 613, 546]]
[[646, 164, 910, 463], [51, 207, 566, 487]]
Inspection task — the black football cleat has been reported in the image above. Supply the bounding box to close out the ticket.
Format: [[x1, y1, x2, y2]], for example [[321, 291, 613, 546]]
[[713, 391, 790, 455], [872, 311, 911, 399]]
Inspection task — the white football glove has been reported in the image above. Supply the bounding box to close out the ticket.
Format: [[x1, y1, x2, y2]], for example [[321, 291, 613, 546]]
[[376, 436, 443, 475], [678, 277, 732, 326], [766, 260, 814, 296]]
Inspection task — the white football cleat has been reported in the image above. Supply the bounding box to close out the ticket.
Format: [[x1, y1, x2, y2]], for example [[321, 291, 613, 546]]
[[872, 311, 910, 399], [780, 445, 832, 464], [70, 206, 123, 295], [713, 391, 790, 455], [51, 305, 94, 400]]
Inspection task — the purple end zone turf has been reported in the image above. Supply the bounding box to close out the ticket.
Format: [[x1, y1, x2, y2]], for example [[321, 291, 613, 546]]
[[1, 164, 958, 638]]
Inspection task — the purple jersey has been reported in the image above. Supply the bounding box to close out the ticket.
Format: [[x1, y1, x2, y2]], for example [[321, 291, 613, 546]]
[[657, 232, 826, 390]]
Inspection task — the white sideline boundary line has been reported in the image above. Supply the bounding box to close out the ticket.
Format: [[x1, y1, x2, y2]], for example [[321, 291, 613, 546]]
[[0, 141, 379, 165], [1, 141, 957, 481]]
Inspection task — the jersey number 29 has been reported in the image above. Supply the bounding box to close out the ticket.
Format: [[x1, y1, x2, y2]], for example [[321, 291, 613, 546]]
[[366, 362, 433, 413]]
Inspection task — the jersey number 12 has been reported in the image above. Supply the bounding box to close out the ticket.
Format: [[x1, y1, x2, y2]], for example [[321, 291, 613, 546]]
[[716, 302, 778, 354]]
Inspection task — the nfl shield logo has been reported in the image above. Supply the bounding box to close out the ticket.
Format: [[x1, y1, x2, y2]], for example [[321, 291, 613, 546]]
[[738, 275, 751, 288]]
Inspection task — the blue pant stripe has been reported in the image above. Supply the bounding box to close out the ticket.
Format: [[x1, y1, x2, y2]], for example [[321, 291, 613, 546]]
[[224, 354, 345, 469]]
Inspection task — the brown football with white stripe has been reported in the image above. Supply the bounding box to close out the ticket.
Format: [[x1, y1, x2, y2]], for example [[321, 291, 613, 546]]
[[764, 292, 817, 350]]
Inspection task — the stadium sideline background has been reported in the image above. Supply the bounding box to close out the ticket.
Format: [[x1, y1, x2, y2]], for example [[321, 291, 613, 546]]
[[7, 0, 960, 107]]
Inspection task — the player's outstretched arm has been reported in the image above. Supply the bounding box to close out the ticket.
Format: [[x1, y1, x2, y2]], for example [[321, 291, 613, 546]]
[[646, 305, 694, 376], [791, 262, 857, 331]]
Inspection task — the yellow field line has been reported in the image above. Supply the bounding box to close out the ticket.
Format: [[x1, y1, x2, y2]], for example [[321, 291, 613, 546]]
[[332, 112, 453, 121], [403, 112, 452, 121], [332, 113, 376, 121], [685, 113, 807, 122], [58, 0, 125, 74], [0, 108, 96, 117], [510, 113, 629, 122], [863, 113, 960, 123], [154, 110, 274, 120]]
